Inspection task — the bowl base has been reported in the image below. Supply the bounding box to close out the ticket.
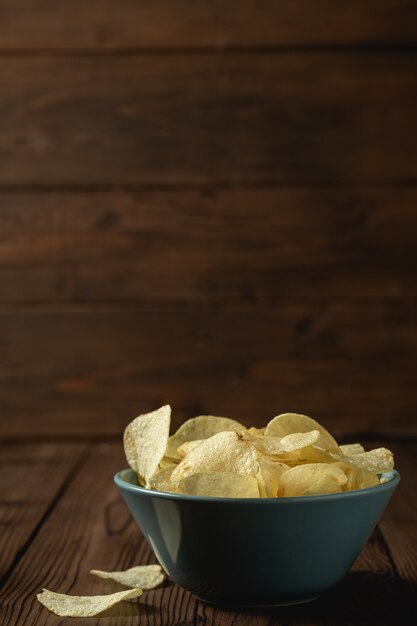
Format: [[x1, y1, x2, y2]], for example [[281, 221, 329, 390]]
[[193, 593, 320, 609]]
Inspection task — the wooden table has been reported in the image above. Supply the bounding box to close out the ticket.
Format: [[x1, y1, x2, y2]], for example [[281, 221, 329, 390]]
[[1, 437, 415, 625]]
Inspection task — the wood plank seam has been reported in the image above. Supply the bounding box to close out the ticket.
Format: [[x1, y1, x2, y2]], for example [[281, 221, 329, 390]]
[[0, 445, 91, 591], [1, 180, 417, 192], [0, 42, 417, 58], [373, 525, 399, 577]]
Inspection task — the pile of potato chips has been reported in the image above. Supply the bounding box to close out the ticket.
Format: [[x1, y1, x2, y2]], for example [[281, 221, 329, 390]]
[[124, 405, 394, 498]]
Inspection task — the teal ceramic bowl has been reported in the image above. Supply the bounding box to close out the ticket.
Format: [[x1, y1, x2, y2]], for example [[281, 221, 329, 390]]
[[115, 469, 400, 608]]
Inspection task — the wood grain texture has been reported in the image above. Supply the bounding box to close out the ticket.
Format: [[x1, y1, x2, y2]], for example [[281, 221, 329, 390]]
[[0, 444, 86, 582], [0, 1, 416, 49], [1, 442, 414, 625], [1, 54, 417, 185], [0, 305, 415, 437], [1, 187, 416, 303], [0, 443, 198, 626], [380, 443, 417, 593]]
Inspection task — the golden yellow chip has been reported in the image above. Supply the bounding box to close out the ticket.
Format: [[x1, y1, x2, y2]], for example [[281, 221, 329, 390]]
[[339, 443, 365, 456], [342, 448, 394, 474], [179, 472, 259, 498], [171, 431, 258, 485], [158, 456, 178, 469], [334, 462, 379, 491], [90, 564, 164, 590], [166, 415, 245, 460], [176, 439, 204, 459], [257, 459, 289, 497], [244, 430, 320, 456], [37, 588, 143, 617], [291, 445, 335, 464], [265, 413, 340, 453], [146, 466, 180, 493], [278, 463, 348, 497], [123, 405, 171, 485]]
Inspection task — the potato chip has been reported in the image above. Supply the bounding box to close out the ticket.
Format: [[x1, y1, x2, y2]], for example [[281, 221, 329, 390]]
[[36, 587, 143, 617], [334, 461, 379, 491], [90, 564, 164, 590], [257, 459, 289, 497], [158, 456, 178, 469], [356, 470, 380, 489], [279, 463, 348, 497], [171, 431, 258, 485], [342, 448, 394, 474], [265, 413, 340, 453], [292, 445, 335, 464], [146, 466, 180, 493], [179, 472, 259, 498], [247, 426, 266, 436], [244, 430, 320, 456], [177, 439, 204, 459], [123, 405, 171, 485], [166, 415, 245, 460], [340, 443, 365, 456]]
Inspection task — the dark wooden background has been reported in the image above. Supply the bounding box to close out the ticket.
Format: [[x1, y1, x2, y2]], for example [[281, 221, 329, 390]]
[[1, 1, 417, 439], [1, 5, 417, 625]]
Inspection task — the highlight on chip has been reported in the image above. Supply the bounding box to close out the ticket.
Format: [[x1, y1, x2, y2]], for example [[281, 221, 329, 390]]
[[339, 443, 366, 456], [170, 431, 258, 485], [123, 405, 171, 485], [244, 430, 320, 457], [36, 587, 143, 617], [342, 448, 394, 474], [166, 415, 245, 460], [90, 564, 164, 590], [265, 413, 340, 454]]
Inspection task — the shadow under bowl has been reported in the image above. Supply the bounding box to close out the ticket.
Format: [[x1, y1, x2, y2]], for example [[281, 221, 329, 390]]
[[114, 468, 400, 608]]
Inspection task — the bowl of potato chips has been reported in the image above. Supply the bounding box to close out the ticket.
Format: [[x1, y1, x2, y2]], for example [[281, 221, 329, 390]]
[[115, 405, 399, 607]]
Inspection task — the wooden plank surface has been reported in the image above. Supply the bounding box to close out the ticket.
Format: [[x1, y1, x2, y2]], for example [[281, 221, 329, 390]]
[[1, 187, 416, 303], [1, 54, 417, 185], [0, 1, 416, 49], [0, 305, 416, 437], [0, 443, 198, 626], [379, 443, 417, 593], [0, 444, 87, 583], [0, 441, 415, 625]]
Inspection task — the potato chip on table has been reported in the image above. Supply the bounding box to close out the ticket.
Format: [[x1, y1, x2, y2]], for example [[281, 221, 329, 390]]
[[37, 588, 143, 617], [90, 564, 165, 589]]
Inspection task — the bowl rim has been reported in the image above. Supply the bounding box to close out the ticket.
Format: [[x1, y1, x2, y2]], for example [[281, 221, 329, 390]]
[[114, 468, 400, 504]]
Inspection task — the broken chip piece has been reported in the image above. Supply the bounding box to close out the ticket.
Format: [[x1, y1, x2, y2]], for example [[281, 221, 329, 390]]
[[90, 564, 164, 590], [36, 587, 143, 617]]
